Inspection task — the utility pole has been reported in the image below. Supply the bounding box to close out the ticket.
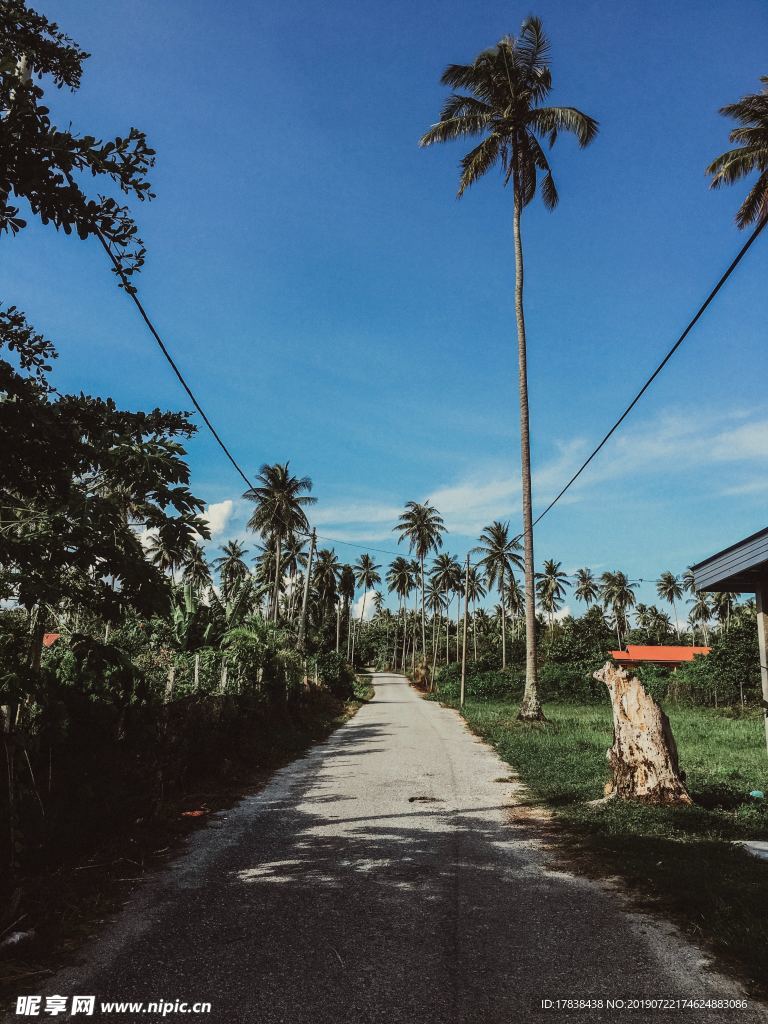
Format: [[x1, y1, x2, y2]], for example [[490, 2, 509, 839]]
[[460, 553, 470, 708], [297, 528, 316, 654], [756, 587, 768, 753]]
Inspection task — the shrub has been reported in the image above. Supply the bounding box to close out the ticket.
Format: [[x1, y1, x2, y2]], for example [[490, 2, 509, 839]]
[[316, 651, 356, 701], [537, 662, 604, 703], [433, 664, 522, 702]]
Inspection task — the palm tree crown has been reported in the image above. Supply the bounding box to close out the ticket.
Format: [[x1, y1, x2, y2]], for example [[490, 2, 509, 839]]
[[419, 17, 598, 202], [474, 521, 523, 670], [394, 501, 446, 660], [574, 567, 599, 606], [536, 559, 569, 626], [181, 543, 212, 594], [600, 570, 637, 649], [244, 462, 315, 539], [243, 462, 316, 620], [213, 540, 250, 596], [707, 75, 768, 228], [354, 553, 382, 595]]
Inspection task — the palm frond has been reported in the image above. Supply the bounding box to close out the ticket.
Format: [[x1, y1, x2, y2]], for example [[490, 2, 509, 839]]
[[457, 134, 502, 197], [419, 114, 490, 148], [707, 145, 766, 186], [735, 169, 768, 228], [439, 92, 493, 123], [529, 105, 599, 148], [517, 16, 551, 73], [527, 134, 558, 209]]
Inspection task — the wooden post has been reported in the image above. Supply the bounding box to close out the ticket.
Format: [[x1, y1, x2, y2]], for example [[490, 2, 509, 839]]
[[755, 587, 768, 753], [460, 554, 470, 708], [297, 528, 316, 654]]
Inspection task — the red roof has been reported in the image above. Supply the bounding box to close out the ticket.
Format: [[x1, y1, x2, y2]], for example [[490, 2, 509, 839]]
[[612, 644, 710, 664], [42, 633, 61, 648]]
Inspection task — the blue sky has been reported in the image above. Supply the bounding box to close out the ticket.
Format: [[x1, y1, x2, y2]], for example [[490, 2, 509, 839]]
[[7, 0, 768, 613]]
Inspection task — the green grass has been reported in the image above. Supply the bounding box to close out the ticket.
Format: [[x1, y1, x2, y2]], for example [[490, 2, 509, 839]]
[[445, 695, 768, 992]]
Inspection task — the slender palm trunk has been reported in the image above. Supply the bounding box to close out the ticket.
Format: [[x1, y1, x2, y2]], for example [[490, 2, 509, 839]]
[[353, 592, 367, 667], [403, 606, 409, 671], [412, 593, 418, 673], [671, 597, 681, 639], [271, 535, 282, 622], [513, 188, 542, 720], [500, 568, 506, 670], [445, 595, 450, 664], [336, 602, 341, 653], [420, 555, 427, 664]]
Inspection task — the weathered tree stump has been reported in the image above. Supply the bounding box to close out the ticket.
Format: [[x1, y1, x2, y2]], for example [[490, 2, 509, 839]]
[[593, 660, 692, 805]]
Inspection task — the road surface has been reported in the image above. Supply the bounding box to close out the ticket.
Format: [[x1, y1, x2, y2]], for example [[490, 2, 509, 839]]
[[42, 674, 765, 1023]]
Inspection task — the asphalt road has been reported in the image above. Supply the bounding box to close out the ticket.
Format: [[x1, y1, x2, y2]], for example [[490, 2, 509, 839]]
[[40, 674, 766, 1023]]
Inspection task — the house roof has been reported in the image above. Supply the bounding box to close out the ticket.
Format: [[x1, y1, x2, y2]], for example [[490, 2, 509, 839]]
[[692, 526, 768, 593], [42, 633, 61, 647], [611, 644, 710, 664]]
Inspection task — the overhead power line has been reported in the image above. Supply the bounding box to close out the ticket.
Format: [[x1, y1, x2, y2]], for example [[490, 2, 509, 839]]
[[94, 228, 256, 494], [96, 197, 763, 566], [521, 216, 767, 539]]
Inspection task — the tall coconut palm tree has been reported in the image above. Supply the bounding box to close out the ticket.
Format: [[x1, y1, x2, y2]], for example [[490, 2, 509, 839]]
[[351, 553, 382, 665], [634, 603, 652, 634], [393, 501, 445, 661], [505, 574, 524, 639], [182, 543, 212, 594], [387, 555, 413, 670], [682, 567, 697, 596], [338, 564, 355, 658], [474, 522, 523, 669], [212, 540, 249, 600], [600, 570, 637, 649], [465, 565, 487, 661], [431, 553, 462, 664], [707, 76, 768, 229], [243, 462, 316, 622], [145, 526, 191, 579], [656, 571, 683, 640], [420, 17, 597, 720], [425, 579, 448, 682], [574, 567, 599, 607], [282, 533, 309, 621], [689, 592, 712, 645], [648, 606, 673, 643], [535, 559, 569, 630], [452, 563, 465, 661], [405, 559, 420, 670], [711, 591, 738, 632], [314, 548, 341, 626]]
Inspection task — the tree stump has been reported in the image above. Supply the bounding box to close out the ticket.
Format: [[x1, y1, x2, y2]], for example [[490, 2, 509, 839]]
[[593, 660, 692, 805]]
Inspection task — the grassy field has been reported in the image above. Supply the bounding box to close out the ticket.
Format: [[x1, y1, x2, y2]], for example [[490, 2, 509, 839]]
[[440, 695, 768, 992]]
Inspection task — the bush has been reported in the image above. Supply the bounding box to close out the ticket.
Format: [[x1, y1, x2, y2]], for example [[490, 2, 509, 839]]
[[316, 651, 356, 701], [634, 664, 673, 704], [433, 664, 522, 702], [537, 663, 604, 703]]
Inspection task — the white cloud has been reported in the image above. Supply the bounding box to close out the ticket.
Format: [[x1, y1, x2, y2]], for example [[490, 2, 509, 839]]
[[351, 590, 378, 621], [203, 499, 234, 539], [313, 502, 403, 527]]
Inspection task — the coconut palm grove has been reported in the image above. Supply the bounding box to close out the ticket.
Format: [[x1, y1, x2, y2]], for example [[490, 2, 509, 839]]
[[1, 0, 768, 1015]]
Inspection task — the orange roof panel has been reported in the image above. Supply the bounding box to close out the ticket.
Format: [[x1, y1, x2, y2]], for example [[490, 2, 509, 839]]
[[611, 644, 710, 664]]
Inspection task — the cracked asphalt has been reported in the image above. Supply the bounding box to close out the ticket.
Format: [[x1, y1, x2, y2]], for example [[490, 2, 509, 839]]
[[39, 674, 767, 1023]]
